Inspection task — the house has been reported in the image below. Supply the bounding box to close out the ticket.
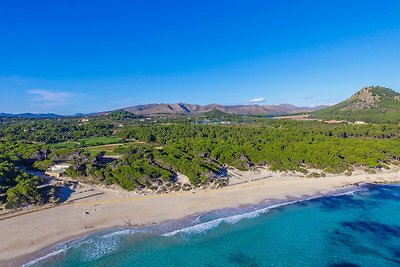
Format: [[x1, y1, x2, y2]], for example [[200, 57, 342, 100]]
[[324, 120, 345, 124], [45, 164, 71, 178], [354, 121, 367, 125]]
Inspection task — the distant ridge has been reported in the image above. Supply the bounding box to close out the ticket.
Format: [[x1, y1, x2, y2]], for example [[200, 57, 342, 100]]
[[0, 103, 327, 119], [313, 86, 400, 123], [123, 103, 325, 116], [0, 113, 64, 119]]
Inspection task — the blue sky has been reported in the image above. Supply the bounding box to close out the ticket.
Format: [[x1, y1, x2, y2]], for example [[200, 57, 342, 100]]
[[1, 0, 400, 114]]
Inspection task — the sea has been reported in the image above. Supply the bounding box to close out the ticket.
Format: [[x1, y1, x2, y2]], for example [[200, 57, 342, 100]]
[[24, 184, 400, 267]]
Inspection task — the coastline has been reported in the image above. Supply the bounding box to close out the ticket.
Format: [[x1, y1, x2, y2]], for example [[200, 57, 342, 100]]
[[1, 170, 400, 266]]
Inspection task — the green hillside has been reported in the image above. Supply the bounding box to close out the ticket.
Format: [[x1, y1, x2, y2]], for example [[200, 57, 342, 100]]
[[313, 86, 400, 123]]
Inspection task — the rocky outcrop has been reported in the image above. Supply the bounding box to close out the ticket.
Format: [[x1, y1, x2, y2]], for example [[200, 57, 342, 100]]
[[341, 87, 380, 111]]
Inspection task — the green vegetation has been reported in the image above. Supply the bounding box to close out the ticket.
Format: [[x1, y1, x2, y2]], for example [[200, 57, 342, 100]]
[[106, 109, 142, 120], [60, 120, 400, 189], [118, 122, 400, 175], [79, 136, 123, 146], [0, 161, 44, 209], [313, 86, 400, 123], [48, 137, 123, 149], [1, 88, 400, 208], [48, 141, 79, 149], [85, 143, 125, 157], [0, 119, 114, 143]]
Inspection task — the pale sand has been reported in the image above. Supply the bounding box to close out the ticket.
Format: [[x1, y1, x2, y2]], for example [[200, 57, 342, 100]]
[[1, 170, 400, 265]]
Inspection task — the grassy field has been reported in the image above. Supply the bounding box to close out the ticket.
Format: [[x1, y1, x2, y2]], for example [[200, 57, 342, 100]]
[[79, 137, 123, 146], [85, 141, 141, 157], [85, 143, 124, 157], [49, 137, 124, 149], [49, 137, 146, 157], [48, 141, 80, 149]]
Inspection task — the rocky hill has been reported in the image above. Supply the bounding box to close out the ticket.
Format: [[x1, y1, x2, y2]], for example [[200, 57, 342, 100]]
[[313, 86, 400, 123], [123, 103, 324, 116]]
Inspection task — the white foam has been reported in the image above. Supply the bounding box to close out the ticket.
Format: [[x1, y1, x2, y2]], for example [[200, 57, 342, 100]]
[[333, 188, 363, 196], [22, 249, 66, 267], [163, 200, 300, 237], [22, 238, 92, 266], [83, 236, 120, 261], [163, 188, 366, 237], [101, 229, 136, 239], [23, 187, 365, 265]]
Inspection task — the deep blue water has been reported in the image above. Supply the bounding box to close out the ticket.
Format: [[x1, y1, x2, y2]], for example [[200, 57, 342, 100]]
[[26, 184, 400, 267]]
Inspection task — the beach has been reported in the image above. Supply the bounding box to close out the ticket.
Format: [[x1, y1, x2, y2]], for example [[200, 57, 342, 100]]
[[1, 170, 400, 266]]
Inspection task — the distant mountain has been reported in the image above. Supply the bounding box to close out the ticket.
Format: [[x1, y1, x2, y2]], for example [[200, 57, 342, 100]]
[[123, 103, 325, 116], [313, 86, 400, 123], [0, 103, 326, 119], [0, 113, 64, 119]]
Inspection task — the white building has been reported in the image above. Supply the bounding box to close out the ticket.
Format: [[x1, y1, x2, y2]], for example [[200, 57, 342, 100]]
[[46, 164, 71, 178]]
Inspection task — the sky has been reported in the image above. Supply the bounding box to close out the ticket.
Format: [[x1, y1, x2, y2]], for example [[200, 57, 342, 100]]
[[1, 0, 400, 115]]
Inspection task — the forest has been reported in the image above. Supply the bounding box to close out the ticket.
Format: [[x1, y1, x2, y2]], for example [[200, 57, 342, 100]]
[[0, 114, 400, 208]]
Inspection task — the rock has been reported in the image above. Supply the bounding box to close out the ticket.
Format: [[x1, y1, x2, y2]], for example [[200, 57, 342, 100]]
[[156, 186, 167, 194], [182, 184, 192, 191], [152, 179, 163, 187], [200, 151, 210, 158]]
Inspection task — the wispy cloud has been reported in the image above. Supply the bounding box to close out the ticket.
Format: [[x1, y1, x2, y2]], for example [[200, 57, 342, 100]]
[[250, 97, 266, 103], [28, 89, 77, 107]]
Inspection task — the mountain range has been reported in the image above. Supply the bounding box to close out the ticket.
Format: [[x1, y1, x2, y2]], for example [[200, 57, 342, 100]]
[[123, 103, 325, 116], [1, 86, 399, 120], [0, 104, 326, 118], [0, 113, 64, 119]]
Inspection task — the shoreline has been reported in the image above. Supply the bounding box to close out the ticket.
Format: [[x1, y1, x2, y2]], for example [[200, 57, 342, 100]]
[[19, 184, 364, 267], [1, 170, 400, 266]]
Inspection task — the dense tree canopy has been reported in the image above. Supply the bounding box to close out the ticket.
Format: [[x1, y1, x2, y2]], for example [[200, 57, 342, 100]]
[[0, 114, 399, 207]]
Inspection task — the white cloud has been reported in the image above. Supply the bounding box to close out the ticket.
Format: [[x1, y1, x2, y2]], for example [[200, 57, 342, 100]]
[[28, 89, 77, 107], [250, 97, 266, 103]]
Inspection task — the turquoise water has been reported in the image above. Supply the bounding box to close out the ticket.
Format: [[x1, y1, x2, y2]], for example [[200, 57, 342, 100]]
[[27, 184, 400, 267]]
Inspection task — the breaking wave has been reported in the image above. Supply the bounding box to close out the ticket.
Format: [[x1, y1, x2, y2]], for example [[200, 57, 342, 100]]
[[23, 186, 366, 266]]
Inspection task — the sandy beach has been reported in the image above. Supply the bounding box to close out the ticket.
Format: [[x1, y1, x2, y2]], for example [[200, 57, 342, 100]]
[[1, 169, 400, 266]]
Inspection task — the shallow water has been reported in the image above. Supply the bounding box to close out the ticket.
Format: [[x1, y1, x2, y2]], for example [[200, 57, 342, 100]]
[[26, 184, 400, 267]]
